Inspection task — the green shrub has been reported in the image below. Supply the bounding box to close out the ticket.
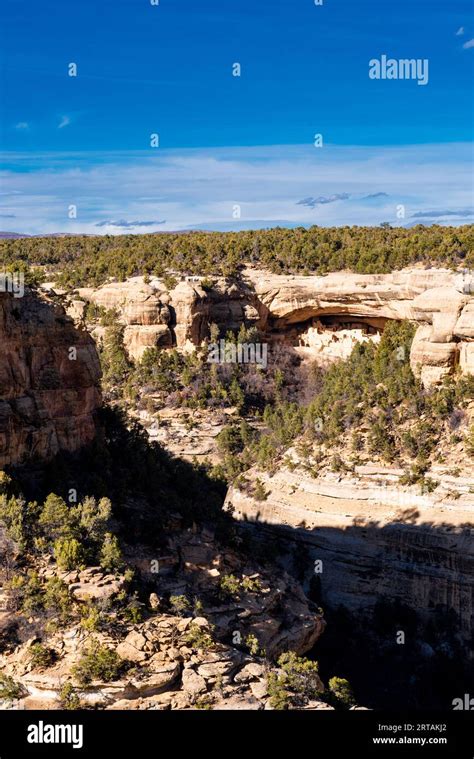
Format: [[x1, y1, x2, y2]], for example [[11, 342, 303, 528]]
[[54, 537, 85, 570], [162, 273, 178, 290], [267, 670, 290, 710], [100, 325, 131, 389], [39, 494, 74, 541], [99, 533, 123, 573], [7, 571, 44, 614], [72, 640, 124, 685], [120, 594, 145, 624], [80, 604, 101, 632], [0, 673, 24, 702], [241, 576, 263, 593], [328, 676, 356, 708], [58, 682, 81, 710], [29, 643, 56, 669], [0, 471, 12, 495], [0, 495, 40, 549], [245, 634, 262, 657], [253, 478, 268, 502], [265, 652, 323, 709], [219, 574, 241, 598], [277, 652, 322, 700], [43, 577, 72, 620], [73, 496, 112, 542], [169, 595, 191, 616], [183, 623, 214, 651]]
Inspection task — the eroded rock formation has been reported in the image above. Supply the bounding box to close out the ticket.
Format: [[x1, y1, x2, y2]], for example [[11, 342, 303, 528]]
[[0, 290, 101, 469], [70, 268, 474, 386]]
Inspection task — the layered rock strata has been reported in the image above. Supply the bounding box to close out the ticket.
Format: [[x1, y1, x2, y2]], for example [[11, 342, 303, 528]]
[[224, 463, 474, 640], [0, 290, 101, 469]]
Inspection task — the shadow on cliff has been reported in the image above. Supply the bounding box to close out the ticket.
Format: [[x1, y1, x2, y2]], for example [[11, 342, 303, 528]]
[[8, 404, 231, 547], [8, 411, 474, 710], [234, 512, 474, 710]]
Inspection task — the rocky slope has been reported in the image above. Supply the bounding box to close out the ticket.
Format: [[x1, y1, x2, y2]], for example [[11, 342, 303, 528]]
[[0, 526, 326, 710], [0, 290, 101, 469]]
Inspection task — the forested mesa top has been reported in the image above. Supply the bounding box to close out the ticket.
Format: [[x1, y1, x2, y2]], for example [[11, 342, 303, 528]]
[[0, 225, 473, 287]]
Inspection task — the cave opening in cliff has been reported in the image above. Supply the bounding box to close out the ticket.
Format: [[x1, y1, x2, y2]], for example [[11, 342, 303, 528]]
[[269, 313, 389, 364]]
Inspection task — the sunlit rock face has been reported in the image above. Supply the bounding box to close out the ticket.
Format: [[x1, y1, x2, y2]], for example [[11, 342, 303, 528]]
[[74, 268, 473, 387], [0, 290, 101, 468]]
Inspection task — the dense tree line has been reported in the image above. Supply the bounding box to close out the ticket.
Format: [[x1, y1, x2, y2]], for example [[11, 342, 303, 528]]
[[0, 225, 472, 286]]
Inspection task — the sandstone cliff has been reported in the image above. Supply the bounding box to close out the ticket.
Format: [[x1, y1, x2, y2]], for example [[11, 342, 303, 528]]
[[224, 461, 474, 641], [69, 268, 474, 387], [0, 290, 102, 469]]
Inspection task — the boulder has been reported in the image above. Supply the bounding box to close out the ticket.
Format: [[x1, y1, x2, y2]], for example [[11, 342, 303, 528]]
[[454, 303, 474, 339], [70, 578, 123, 602], [123, 325, 172, 361], [234, 663, 265, 683], [181, 668, 207, 695], [196, 650, 242, 680]]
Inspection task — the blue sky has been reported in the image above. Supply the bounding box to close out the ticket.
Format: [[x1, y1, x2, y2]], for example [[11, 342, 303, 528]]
[[0, 0, 473, 233]]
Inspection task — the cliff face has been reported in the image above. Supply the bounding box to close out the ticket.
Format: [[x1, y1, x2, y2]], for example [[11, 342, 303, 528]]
[[73, 268, 474, 386], [0, 290, 102, 469], [225, 464, 474, 641]]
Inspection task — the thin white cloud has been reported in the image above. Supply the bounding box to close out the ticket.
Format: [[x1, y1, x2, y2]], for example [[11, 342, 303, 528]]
[[58, 115, 71, 129], [456, 26, 465, 36], [0, 143, 472, 234], [95, 219, 166, 228], [462, 38, 474, 49], [15, 122, 29, 130]]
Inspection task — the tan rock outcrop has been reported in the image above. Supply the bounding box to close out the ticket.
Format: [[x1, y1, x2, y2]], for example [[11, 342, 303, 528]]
[[77, 280, 167, 326], [0, 290, 101, 469], [409, 325, 457, 385], [460, 342, 474, 375], [75, 268, 474, 388], [455, 303, 474, 339], [0, 607, 328, 710], [169, 281, 209, 349], [123, 325, 172, 361], [243, 268, 466, 325]]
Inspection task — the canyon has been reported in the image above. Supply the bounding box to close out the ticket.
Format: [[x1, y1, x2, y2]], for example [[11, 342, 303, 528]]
[[63, 267, 474, 648], [0, 266, 473, 710]]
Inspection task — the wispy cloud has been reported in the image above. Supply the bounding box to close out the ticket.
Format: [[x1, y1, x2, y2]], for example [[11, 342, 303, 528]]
[[0, 143, 472, 234], [462, 38, 474, 49], [15, 122, 29, 130], [95, 219, 166, 228], [0, 214, 16, 219], [58, 115, 71, 129], [411, 209, 474, 218], [456, 26, 465, 36]]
